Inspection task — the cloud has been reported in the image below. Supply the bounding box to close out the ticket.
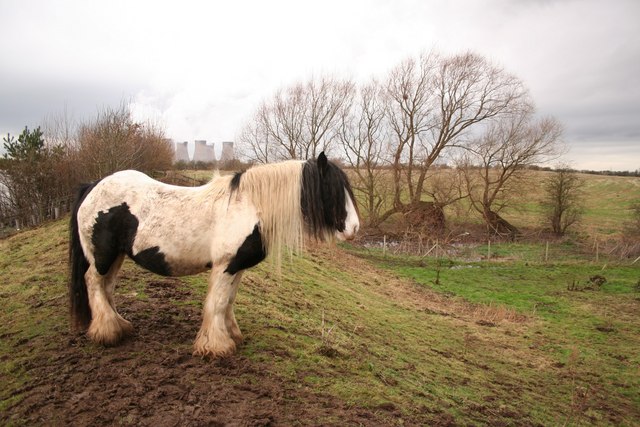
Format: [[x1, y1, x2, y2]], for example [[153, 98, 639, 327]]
[[0, 0, 638, 170], [566, 140, 640, 171], [0, 69, 144, 137]]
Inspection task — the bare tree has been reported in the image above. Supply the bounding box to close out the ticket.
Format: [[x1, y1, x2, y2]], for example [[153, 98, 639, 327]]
[[541, 166, 584, 236], [269, 84, 307, 159], [41, 105, 81, 203], [461, 112, 563, 237], [238, 51, 554, 236], [384, 51, 437, 217], [304, 76, 355, 158], [238, 76, 354, 163], [237, 103, 274, 164], [338, 81, 391, 225], [378, 51, 529, 225]]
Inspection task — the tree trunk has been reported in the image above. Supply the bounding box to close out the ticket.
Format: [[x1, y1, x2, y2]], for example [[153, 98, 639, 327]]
[[483, 208, 519, 240]]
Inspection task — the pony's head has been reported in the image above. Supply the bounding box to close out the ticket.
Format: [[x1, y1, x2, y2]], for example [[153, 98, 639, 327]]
[[301, 152, 360, 241]]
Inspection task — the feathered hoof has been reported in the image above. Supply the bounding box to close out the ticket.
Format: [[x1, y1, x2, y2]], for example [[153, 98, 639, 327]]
[[192, 336, 237, 358], [87, 316, 133, 346]]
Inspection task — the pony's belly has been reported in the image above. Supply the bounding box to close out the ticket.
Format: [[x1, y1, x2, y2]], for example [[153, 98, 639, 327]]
[[130, 233, 213, 277], [129, 247, 211, 277], [131, 246, 211, 277], [167, 263, 211, 277]]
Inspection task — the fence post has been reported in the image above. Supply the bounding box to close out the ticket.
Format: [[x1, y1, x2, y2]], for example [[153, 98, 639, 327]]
[[545, 241, 549, 263], [487, 239, 491, 260], [383, 235, 387, 258]]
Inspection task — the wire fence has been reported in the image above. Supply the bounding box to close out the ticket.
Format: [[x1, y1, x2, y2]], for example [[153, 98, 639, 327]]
[[355, 232, 640, 265], [0, 194, 75, 236]]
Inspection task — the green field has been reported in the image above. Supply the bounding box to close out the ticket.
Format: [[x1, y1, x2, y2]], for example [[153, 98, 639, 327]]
[[1, 219, 638, 425]]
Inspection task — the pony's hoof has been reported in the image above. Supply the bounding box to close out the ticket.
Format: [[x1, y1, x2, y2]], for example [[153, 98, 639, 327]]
[[87, 316, 133, 346], [192, 340, 237, 358], [87, 327, 123, 346]]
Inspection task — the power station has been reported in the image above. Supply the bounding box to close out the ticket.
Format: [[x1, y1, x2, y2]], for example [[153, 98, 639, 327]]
[[220, 141, 234, 163], [174, 141, 189, 163], [173, 140, 235, 163], [193, 140, 216, 163]]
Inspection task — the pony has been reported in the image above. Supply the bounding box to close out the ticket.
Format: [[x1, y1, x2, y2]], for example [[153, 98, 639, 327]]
[[69, 152, 359, 358]]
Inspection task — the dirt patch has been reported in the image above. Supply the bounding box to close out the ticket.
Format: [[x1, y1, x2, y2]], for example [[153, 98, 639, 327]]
[[2, 278, 397, 426]]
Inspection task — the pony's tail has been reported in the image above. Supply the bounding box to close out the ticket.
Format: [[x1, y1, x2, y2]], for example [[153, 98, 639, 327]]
[[69, 182, 98, 331]]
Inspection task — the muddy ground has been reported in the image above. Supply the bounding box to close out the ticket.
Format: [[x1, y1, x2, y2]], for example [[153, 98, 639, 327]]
[[3, 277, 414, 426]]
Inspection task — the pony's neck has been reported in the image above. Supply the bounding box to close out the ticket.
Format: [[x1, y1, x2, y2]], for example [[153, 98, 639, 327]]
[[236, 161, 305, 267]]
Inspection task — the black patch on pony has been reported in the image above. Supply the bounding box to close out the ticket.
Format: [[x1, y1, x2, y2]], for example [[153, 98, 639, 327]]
[[91, 203, 139, 275], [229, 170, 245, 192], [69, 180, 102, 330], [225, 224, 266, 275], [91, 203, 172, 276], [131, 246, 171, 276], [301, 152, 355, 239]]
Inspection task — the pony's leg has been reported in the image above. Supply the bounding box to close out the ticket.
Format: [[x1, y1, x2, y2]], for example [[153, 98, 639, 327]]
[[225, 272, 244, 345], [193, 265, 238, 357], [86, 259, 131, 345], [102, 255, 133, 335]]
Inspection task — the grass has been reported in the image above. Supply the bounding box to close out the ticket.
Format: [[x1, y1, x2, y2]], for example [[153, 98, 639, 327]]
[[1, 219, 639, 425], [350, 242, 640, 424], [0, 222, 71, 412]]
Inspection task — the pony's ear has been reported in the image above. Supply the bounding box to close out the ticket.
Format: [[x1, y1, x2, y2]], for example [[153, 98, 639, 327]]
[[317, 151, 328, 173]]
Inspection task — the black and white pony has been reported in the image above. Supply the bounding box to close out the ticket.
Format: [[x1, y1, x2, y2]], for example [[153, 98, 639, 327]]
[[69, 152, 359, 358]]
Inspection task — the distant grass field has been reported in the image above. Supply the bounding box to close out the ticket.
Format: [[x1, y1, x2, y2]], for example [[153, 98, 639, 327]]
[[505, 171, 639, 237], [2, 219, 639, 425]]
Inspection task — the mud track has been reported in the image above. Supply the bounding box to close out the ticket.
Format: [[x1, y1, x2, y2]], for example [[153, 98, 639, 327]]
[[3, 277, 399, 426]]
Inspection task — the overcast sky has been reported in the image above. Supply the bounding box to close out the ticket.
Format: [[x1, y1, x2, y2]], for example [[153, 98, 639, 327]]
[[1, 0, 638, 171]]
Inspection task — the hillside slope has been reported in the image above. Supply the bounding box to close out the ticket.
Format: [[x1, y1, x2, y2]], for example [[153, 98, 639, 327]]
[[1, 219, 637, 425]]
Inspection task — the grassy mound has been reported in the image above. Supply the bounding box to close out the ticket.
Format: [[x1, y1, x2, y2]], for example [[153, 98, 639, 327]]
[[1, 219, 638, 425]]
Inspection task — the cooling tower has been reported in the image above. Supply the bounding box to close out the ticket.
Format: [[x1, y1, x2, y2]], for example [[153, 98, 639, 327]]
[[220, 141, 235, 163], [174, 141, 190, 163], [192, 140, 216, 163]]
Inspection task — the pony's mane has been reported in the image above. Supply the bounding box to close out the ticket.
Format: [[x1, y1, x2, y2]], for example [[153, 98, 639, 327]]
[[230, 160, 305, 268]]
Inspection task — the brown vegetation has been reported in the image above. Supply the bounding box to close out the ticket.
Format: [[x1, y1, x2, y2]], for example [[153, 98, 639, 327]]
[[0, 103, 172, 229], [75, 103, 173, 181]]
